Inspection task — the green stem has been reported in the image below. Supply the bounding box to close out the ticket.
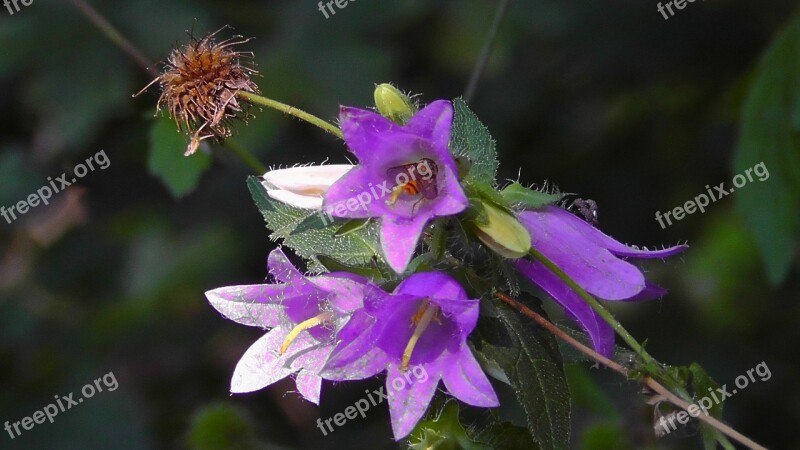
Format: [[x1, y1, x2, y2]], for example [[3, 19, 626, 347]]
[[223, 139, 267, 174], [237, 92, 343, 139], [528, 247, 690, 396]]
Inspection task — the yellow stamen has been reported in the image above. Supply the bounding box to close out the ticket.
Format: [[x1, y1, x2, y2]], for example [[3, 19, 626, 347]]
[[401, 300, 440, 372], [385, 185, 405, 207], [280, 311, 334, 355]]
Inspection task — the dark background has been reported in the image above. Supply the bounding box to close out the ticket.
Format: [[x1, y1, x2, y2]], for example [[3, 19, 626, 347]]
[[1, 0, 798, 449]]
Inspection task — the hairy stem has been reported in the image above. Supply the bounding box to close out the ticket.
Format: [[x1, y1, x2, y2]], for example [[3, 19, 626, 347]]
[[496, 292, 767, 450], [237, 92, 343, 139]]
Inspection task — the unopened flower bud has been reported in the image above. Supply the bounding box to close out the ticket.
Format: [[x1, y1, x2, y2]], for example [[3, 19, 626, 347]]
[[472, 202, 531, 258], [374, 83, 416, 125]]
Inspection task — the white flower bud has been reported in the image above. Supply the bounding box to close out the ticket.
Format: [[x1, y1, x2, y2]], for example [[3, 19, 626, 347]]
[[261, 165, 353, 209]]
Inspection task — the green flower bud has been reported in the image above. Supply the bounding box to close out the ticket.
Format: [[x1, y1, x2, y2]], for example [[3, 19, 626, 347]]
[[472, 202, 531, 259], [374, 83, 416, 125]]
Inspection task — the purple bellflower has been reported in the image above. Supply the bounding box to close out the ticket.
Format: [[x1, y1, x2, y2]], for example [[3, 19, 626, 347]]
[[321, 272, 499, 439], [205, 248, 366, 404], [514, 206, 688, 357], [322, 101, 469, 273]]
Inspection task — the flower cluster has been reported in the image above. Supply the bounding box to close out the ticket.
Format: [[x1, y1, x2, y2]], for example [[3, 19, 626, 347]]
[[207, 247, 497, 438], [206, 90, 686, 440]]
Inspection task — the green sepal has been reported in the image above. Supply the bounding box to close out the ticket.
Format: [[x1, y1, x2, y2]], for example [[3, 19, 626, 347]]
[[501, 182, 565, 210]]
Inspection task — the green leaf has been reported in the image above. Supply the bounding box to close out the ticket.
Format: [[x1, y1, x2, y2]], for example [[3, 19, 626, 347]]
[[564, 364, 619, 421], [428, 219, 448, 262], [464, 180, 513, 212], [687, 363, 736, 450], [477, 301, 571, 450], [501, 182, 565, 210], [148, 116, 212, 198], [334, 219, 371, 237], [450, 98, 499, 184], [473, 421, 540, 450], [409, 402, 538, 450], [247, 176, 381, 272], [316, 255, 385, 280], [734, 10, 800, 284], [409, 401, 486, 450], [552, 324, 632, 367]]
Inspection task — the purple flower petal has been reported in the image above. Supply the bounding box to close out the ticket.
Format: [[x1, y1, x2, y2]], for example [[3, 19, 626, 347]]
[[519, 208, 646, 300], [320, 166, 379, 219], [340, 107, 404, 165], [430, 164, 469, 216], [623, 282, 668, 302], [395, 272, 479, 332], [405, 100, 454, 161], [322, 272, 497, 438], [230, 326, 295, 394], [395, 271, 468, 301], [268, 247, 309, 284], [515, 259, 615, 357], [205, 285, 287, 328], [295, 371, 322, 405], [325, 101, 466, 273], [373, 299, 457, 366], [209, 247, 371, 404], [386, 364, 441, 440], [607, 242, 688, 259], [538, 206, 689, 259], [380, 215, 430, 273], [441, 345, 500, 407], [321, 311, 389, 381], [309, 275, 367, 313]]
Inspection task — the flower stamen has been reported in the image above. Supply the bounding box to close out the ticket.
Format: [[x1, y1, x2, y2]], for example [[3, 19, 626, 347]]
[[279, 311, 334, 355], [401, 300, 440, 372]]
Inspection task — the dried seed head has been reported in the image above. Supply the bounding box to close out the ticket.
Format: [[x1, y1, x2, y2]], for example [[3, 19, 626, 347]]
[[136, 26, 260, 156]]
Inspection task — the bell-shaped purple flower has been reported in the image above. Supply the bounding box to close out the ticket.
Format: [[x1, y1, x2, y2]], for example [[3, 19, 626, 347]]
[[514, 206, 688, 357], [321, 272, 499, 439], [322, 101, 468, 273], [205, 248, 366, 404]]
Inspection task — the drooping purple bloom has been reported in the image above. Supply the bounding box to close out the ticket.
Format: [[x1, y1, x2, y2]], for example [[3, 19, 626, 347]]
[[205, 248, 366, 404], [322, 101, 468, 273], [321, 272, 499, 439], [514, 206, 688, 357]]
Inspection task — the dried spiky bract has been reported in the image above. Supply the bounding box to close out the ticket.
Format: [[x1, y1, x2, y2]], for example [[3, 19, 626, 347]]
[[139, 27, 260, 156]]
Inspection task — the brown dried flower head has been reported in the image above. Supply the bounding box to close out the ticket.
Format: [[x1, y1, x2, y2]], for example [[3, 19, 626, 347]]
[[137, 26, 260, 156]]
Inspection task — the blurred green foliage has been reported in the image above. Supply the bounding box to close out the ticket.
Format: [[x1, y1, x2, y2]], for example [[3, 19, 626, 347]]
[[734, 9, 800, 284], [1, 0, 798, 449]]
